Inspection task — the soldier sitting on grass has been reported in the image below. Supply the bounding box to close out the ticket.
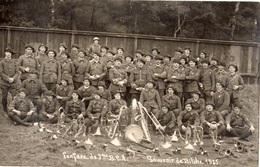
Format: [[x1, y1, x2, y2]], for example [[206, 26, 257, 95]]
[[226, 103, 255, 141], [157, 105, 177, 136], [8, 88, 37, 126], [38, 91, 60, 124]]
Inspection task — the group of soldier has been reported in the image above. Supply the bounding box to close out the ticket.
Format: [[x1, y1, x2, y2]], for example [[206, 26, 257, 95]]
[[0, 36, 255, 143]]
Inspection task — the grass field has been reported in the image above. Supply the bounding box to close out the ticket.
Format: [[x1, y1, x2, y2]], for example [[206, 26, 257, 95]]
[[0, 85, 259, 167]]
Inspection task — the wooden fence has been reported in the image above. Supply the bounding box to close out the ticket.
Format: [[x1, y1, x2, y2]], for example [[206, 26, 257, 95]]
[[0, 26, 259, 84]]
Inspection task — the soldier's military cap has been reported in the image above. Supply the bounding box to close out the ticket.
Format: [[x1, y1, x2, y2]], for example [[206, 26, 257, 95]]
[[101, 46, 109, 50], [152, 47, 160, 54], [78, 49, 87, 56], [164, 54, 172, 58], [19, 88, 28, 95], [114, 57, 123, 63], [228, 63, 238, 72], [135, 50, 143, 55], [205, 101, 215, 108], [29, 69, 38, 75], [98, 81, 106, 87], [184, 46, 192, 52], [5, 48, 16, 54], [25, 44, 35, 52], [117, 47, 124, 52], [59, 43, 67, 50], [107, 50, 116, 55], [217, 61, 226, 67], [71, 44, 80, 49], [38, 44, 48, 52], [45, 90, 55, 97], [200, 59, 210, 64], [46, 49, 57, 56], [211, 57, 218, 62], [175, 47, 183, 53], [172, 58, 180, 64], [191, 90, 201, 96], [93, 37, 99, 41]]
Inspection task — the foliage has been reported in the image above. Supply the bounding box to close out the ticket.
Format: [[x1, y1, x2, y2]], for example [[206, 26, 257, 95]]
[[0, 0, 259, 41]]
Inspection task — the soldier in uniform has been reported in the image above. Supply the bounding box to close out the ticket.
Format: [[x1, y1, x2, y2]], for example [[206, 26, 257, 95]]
[[151, 55, 166, 100], [38, 91, 60, 123], [173, 47, 183, 60], [166, 58, 185, 101], [226, 64, 245, 106], [59, 51, 75, 89], [97, 81, 112, 102], [64, 90, 85, 123], [196, 50, 207, 69], [226, 103, 255, 141], [209, 57, 218, 72], [179, 55, 187, 72], [20, 69, 48, 114], [78, 77, 96, 108], [8, 88, 37, 126], [69, 44, 80, 61], [183, 57, 200, 102], [0, 48, 19, 115], [84, 91, 108, 132], [162, 54, 172, 71], [198, 59, 216, 103], [183, 46, 193, 63], [186, 90, 205, 115], [73, 49, 89, 90], [86, 52, 107, 87], [134, 50, 143, 63], [143, 53, 153, 70], [101, 50, 115, 88], [139, 80, 161, 127], [200, 102, 225, 139], [212, 82, 230, 117], [56, 79, 73, 109], [161, 85, 182, 117], [100, 46, 109, 57], [35, 44, 48, 69], [115, 47, 125, 61], [88, 37, 101, 55], [151, 47, 161, 60], [129, 59, 151, 101], [39, 50, 61, 92], [108, 57, 128, 96], [56, 43, 67, 61], [157, 105, 177, 136], [18, 45, 39, 82], [215, 61, 228, 88]]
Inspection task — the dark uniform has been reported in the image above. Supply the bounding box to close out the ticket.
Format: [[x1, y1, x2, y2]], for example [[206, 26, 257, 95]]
[[158, 107, 177, 135], [151, 63, 166, 100], [64, 99, 85, 122], [199, 66, 215, 102], [0, 51, 20, 113], [108, 65, 128, 96], [78, 84, 96, 108], [177, 109, 200, 134], [60, 58, 75, 88], [212, 89, 230, 117], [18, 53, 39, 82], [186, 97, 205, 114], [73, 58, 89, 90], [161, 93, 182, 117], [183, 66, 200, 101], [38, 97, 60, 123], [56, 84, 73, 108], [86, 59, 107, 87]]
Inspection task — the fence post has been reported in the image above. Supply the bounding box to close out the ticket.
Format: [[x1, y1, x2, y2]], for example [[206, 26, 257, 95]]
[[134, 35, 138, 52], [7, 26, 11, 47]]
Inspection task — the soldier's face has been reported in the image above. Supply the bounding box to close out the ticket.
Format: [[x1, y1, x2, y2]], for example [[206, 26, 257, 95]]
[[163, 57, 170, 63], [185, 104, 192, 111], [152, 50, 158, 55], [216, 83, 223, 91], [184, 49, 190, 55], [180, 59, 185, 65], [61, 53, 68, 59], [39, 46, 46, 53], [234, 107, 240, 114], [206, 105, 214, 111], [94, 40, 99, 44], [5, 52, 12, 59], [146, 83, 153, 89], [26, 48, 33, 54], [98, 86, 104, 92], [138, 62, 144, 68], [189, 61, 196, 67], [71, 47, 78, 53], [94, 94, 100, 99], [114, 93, 121, 99], [210, 60, 217, 65], [93, 54, 99, 60], [145, 56, 151, 62], [192, 93, 199, 99], [48, 52, 55, 59], [173, 62, 179, 68], [29, 74, 37, 80], [218, 65, 224, 71], [78, 52, 85, 59], [83, 80, 90, 86], [117, 49, 123, 54], [202, 63, 208, 68], [200, 52, 206, 58], [115, 60, 122, 66], [101, 48, 107, 53], [162, 107, 168, 114], [59, 46, 66, 52], [136, 53, 142, 58], [19, 92, 26, 99], [125, 57, 131, 63], [228, 66, 236, 73], [61, 80, 67, 86], [175, 51, 182, 57], [72, 93, 78, 100], [167, 88, 174, 95], [155, 60, 161, 65]]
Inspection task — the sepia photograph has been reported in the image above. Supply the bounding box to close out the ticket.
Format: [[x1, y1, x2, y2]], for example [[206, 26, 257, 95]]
[[0, 0, 259, 167]]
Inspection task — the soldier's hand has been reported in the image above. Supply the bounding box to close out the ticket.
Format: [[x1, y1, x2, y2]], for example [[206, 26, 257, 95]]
[[249, 125, 255, 133], [181, 125, 187, 131], [210, 91, 214, 96], [206, 122, 211, 127], [95, 75, 100, 78], [13, 109, 21, 115], [78, 114, 83, 119], [226, 124, 232, 131], [233, 85, 239, 90], [56, 95, 62, 99], [8, 78, 14, 83], [27, 110, 34, 116], [48, 114, 55, 119], [90, 76, 95, 80], [24, 67, 30, 72]]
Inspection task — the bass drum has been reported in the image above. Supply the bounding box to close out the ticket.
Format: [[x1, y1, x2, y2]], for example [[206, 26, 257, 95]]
[[125, 124, 144, 143]]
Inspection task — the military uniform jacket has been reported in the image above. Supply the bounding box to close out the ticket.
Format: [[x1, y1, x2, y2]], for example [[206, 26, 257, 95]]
[[18, 54, 39, 80], [60, 59, 75, 84], [151, 65, 166, 89], [140, 88, 161, 109], [200, 110, 224, 125], [86, 60, 107, 86], [36, 52, 48, 68], [199, 68, 216, 91], [65, 99, 85, 119], [226, 112, 252, 128], [98, 90, 112, 102], [209, 65, 218, 72], [84, 99, 107, 118], [56, 85, 73, 102], [159, 111, 176, 127], [73, 59, 89, 83], [129, 67, 151, 94], [40, 59, 61, 84], [184, 67, 200, 93], [78, 85, 96, 100], [109, 66, 128, 93], [88, 43, 101, 54], [0, 58, 19, 86], [162, 94, 182, 111], [21, 78, 48, 99], [8, 96, 35, 113], [215, 71, 228, 88], [177, 110, 200, 127], [40, 98, 60, 115], [186, 98, 205, 113], [212, 89, 230, 111], [166, 67, 185, 92], [226, 73, 245, 98], [108, 99, 127, 115]]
